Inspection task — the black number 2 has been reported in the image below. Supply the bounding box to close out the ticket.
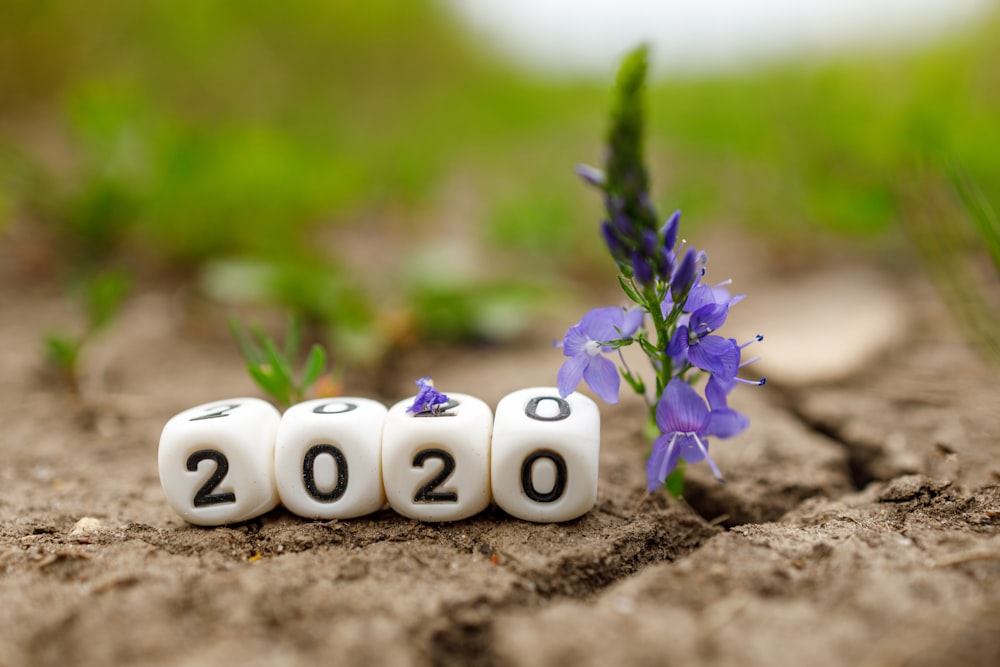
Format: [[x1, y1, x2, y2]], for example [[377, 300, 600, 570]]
[[412, 449, 458, 503], [186, 450, 236, 507], [189, 403, 240, 422]]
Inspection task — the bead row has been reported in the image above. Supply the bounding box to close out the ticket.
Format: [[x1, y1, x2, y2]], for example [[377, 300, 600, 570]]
[[158, 387, 600, 525]]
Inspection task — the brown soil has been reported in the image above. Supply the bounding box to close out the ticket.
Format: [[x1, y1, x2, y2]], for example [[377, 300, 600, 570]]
[[1, 271, 999, 667]]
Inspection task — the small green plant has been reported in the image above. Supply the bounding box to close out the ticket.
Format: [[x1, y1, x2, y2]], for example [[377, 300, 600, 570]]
[[903, 164, 1000, 365], [952, 166, 1000, 278], [229, 316, 339, 408], [44, 270, 130, 394]]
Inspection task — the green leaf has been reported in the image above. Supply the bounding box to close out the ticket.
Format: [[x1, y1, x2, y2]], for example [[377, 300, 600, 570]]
[[228, 318, 263, 365], [299, 343, 326, 395], [637, 335, 660, 359], [247, 363, 289, 406], [620, 366, 646, 396], [262, 338, 294, 393], [284, 315, 303, 361], [250, 323, 271, 354], [44, 334, 80, 373], [617, 274, 642, 304], [664, 460, 687, 499], [85, 271, 130, 334]]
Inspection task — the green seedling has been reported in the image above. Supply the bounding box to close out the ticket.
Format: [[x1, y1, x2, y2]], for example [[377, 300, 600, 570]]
[[229, 316, 338, 408], [44, 270, 130, 394]]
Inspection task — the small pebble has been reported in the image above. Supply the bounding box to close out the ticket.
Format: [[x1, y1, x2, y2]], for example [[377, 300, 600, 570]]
[[69, 517, 103, 537]]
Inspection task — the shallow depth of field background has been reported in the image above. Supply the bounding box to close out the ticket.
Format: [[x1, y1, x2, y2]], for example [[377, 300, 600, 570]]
[[2, 0, 999, 374]]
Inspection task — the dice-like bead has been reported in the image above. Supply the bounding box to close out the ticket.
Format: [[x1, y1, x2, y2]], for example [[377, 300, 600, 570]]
[[381, 392, 492, 522], [158, 398, 281, 526], [275, 397, 388, 519], [491, 387, 600, 522]]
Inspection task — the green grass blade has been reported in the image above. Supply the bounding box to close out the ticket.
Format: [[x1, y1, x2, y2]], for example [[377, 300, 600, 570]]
[[247, 363, 290, 406], [951, 166, 1000, 275], [262, 337, 295, 392], [284, 314, 302, 361], [299, 344, 327, 395], [228, 318, 264, 365]]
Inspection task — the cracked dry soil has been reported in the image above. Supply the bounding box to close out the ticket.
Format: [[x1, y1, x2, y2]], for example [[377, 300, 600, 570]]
[[1, 279, 999, 667]]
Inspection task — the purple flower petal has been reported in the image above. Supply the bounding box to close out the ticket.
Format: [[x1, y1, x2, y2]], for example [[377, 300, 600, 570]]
[[684, 285, 710, 312], [657, 378, 709, 433], [575, 163, 606, 188], [646, 433, 680, 492], [665, 325, 688, 358], [601, 220, 626, 260], [631, 250, 653, 285], [671, 248, 698, 301], [707, 408, 749, 439], [705, 373, 734, 410], [621, 308, 644, 338], [688, 335, 739, 377], [661, 210, 680, 251], [562, 324, 590, 358], [557, 354, 588, 398], [580, 307, 624, 343], [583, 354, 620, 404], [677, 433, 704, 464], [689, 303, 729, 334], [407, 377, 450, 414], [683, 433, 724, 481]]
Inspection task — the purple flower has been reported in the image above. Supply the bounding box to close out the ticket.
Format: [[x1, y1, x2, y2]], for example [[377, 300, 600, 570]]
[[666, 303, 740, 377], [684, 280, 744, 312], [706, 336, 767, 409], [407, 377, 450, 415], [646, 379, 749, 491], [631, 249, 654, 285], [557, 306, 643, 404], [670, 248, 701, 302], [575, 164, 607, 188], [661, 210, 680, 253]]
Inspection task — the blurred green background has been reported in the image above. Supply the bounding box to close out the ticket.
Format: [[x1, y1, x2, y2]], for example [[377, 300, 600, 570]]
[[1, 0, 998, 367]]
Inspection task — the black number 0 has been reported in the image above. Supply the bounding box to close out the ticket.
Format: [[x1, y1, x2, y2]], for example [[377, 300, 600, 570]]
[[520, 450, 568, 503], [186, 450, 236, 507], [412, 449, 458, 503], [302, 444, 348, 502]]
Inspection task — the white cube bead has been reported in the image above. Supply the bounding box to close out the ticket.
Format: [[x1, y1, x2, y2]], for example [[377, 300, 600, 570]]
[[381, 392, 492, 522], [274, 397, 388, 519], [158, 398, 281, 526], [491, 387, 600, 522]]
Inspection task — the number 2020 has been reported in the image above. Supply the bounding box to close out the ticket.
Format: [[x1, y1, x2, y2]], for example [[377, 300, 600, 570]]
[[158, 388, 600, 526]]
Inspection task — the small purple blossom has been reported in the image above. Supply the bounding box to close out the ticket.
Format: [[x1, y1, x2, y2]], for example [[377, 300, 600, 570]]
[[407, 377, 450, 415], [684, 280, 744, 312], [661, 210, 680, 253], [670, 248, 700, 302], [575, 164, 607, 188], [557, 306, 642, 404], [706, 336, 767, 409], [666, 303, 740, 378], [646, 379, 749, 491]]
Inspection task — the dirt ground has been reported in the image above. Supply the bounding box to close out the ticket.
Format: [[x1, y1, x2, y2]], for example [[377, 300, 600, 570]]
[[1, 253, 999, 667]]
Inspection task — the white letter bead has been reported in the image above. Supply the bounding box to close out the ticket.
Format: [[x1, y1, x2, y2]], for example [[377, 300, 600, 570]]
[[381, 393, 493, 522], [275, 397, 388, 519], [491, 388, 600, 523], [158, 398, 281, 526]]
